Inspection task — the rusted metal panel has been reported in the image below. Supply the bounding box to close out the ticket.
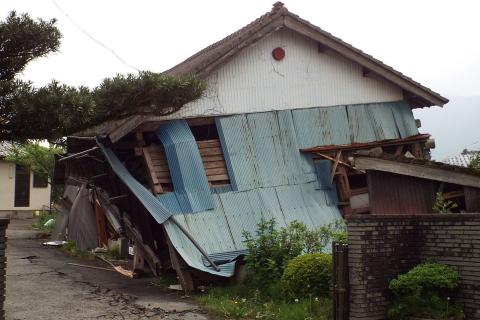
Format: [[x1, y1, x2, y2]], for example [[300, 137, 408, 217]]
[[367, 170, 436, 214]]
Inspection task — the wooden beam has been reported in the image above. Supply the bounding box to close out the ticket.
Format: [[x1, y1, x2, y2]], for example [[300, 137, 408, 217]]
[[355, 157, 480, 189], [142, 148, 163, 194], [330, 151, 342, 183], [166, 235, 194, 293], [317, 42, 328, 53], [302, 134, 430, 153], [93, 192, 108, 247], [109, 115, 145, 143]]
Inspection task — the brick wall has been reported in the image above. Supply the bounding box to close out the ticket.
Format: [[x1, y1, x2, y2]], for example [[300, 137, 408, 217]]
[[347, 214, 480, 320]]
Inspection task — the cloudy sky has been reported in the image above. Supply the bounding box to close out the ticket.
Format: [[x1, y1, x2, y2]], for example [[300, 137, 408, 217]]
[[2, 0, 480, 158]]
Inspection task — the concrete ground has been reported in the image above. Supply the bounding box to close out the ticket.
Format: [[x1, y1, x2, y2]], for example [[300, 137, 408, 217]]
[[6, 217, 211, 320]]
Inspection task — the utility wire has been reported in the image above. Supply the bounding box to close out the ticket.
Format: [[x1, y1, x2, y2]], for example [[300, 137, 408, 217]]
[[51, 0, 140, 72]]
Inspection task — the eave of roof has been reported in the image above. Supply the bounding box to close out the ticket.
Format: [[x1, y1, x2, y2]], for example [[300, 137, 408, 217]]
[[355, 155, 480, 189], [165, 2, 448, 108]]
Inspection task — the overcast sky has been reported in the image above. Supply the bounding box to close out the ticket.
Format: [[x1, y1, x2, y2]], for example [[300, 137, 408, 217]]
[[2, 0, 480, 158]]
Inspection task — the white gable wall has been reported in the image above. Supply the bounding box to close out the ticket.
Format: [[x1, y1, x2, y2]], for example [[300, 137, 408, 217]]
[[167, 29, 404, 119]]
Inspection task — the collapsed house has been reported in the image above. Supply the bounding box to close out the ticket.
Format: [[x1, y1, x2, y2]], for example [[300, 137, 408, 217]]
[[54, 3, 449, 290], [354, 155, 480, 214]]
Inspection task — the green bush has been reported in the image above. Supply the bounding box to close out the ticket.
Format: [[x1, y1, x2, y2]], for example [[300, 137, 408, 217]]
[[389, 262, 459, 297], [388, 262, 463, 319], [280, 253, 332, 300], [242, 219, 344, 290]]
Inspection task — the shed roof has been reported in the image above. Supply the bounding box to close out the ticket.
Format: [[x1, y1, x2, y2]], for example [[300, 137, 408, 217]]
[[166, 2, 448, 108], [354, 154, 480, 189]]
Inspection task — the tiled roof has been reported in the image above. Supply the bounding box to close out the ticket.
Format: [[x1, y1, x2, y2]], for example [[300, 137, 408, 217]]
[[165, 2, 448, 108], [443, 151, 479, 168]]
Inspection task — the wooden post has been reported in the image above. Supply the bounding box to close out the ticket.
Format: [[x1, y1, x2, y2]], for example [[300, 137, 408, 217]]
[[333, 242, 349, 320], [166, 236, 194, 294], [92, 192, 108, 247]]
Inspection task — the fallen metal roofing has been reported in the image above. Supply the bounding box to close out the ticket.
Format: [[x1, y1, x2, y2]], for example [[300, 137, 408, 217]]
[[100, 101, 420, 277], [156, 120, 214, 213], [98, 143, 173, 224]]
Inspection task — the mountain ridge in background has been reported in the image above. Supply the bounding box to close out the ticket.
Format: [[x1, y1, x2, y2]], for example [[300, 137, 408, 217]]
[[414, 95, 480, 160]]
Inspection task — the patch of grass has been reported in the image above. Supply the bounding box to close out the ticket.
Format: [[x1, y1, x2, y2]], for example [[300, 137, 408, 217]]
[[105, 245, 122, 260], [196, 284, 331, 320], [32, 210, 57, 231], [61, 241, 94, 260]]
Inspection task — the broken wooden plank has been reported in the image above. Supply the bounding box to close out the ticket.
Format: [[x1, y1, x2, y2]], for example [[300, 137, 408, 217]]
[[166, 235, 194, 293], [330, 151, 342, 184], [142, 148, 163, 195], [92, 192, 108, 248]]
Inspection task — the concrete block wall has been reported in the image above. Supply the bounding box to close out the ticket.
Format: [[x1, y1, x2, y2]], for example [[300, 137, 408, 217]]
[[346, 214, 480, 320]]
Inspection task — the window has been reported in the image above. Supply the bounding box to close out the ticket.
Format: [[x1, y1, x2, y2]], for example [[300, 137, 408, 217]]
[[33, 172, 49, 188]]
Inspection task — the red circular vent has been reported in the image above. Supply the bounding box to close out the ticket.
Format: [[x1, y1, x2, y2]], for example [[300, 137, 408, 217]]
[[272, 47, 285, 61]]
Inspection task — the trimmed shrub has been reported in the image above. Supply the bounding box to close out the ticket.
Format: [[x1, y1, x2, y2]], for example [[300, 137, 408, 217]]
[[389, 262, 459, 297], [280, 253, 332, 300], [388, 262, 463, 319]]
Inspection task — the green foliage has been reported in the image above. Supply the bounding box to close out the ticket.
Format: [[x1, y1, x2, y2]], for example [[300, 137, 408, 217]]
[[5, 141, 63, 180], [61, 240, 94, 259], [242, 219, 344, 290], [32, 210, 58, 230], [0, 11, 206, 141], [388, 294, 464, 320], [280, 253, 332, 300], [388, 262, 463, 319], [94, 71, 206, 120], [0, 11, 61, 81], [468, 152, 480, 170], [197, 284, 332, 320], [389, 262, 459, 297], [433, 192, 458, 213]]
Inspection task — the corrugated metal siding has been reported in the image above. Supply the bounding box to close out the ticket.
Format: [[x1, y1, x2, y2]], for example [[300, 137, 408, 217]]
[[390, 101, 419, 138], [215, 115, 260, 191], [163, 181, 342, 277], [155, 120, 214, 213], [367, 170, 435, 214], [247, 112, 289, 187], [161, 29, 404, 120]]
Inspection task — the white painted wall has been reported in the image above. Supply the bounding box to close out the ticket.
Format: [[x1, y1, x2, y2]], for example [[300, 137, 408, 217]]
[[0, 160, 51, 211], [167, 28, 404, 119]]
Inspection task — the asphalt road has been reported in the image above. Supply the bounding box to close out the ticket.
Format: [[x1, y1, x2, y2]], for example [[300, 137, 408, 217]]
[[5, 217, 210, 320]]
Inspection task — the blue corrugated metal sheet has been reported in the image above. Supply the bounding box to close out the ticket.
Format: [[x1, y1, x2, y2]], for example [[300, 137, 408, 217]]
[[215, 115, 260, 191], [163, 181, 342, 277], [247, 112, 289, 187], [156, 120, 214, 213], [98, 144, 173, 224], [389, 101, 419, 138]]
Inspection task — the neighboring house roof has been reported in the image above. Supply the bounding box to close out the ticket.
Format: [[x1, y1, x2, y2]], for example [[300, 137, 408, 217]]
[[443, 150, 479, 167], [166, 2, 448, 108]]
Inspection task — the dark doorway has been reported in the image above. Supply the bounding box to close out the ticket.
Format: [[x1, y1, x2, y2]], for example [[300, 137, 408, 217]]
[[14, 165, 30, 207]]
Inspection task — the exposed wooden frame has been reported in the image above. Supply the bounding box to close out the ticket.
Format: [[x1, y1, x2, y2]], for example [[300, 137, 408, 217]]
[[330, 151, 342, 183], [301, 134, 430, 153], [142, 147, 163, 194], [355, 157, 480, 189], [165, 234, 194, 293]]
